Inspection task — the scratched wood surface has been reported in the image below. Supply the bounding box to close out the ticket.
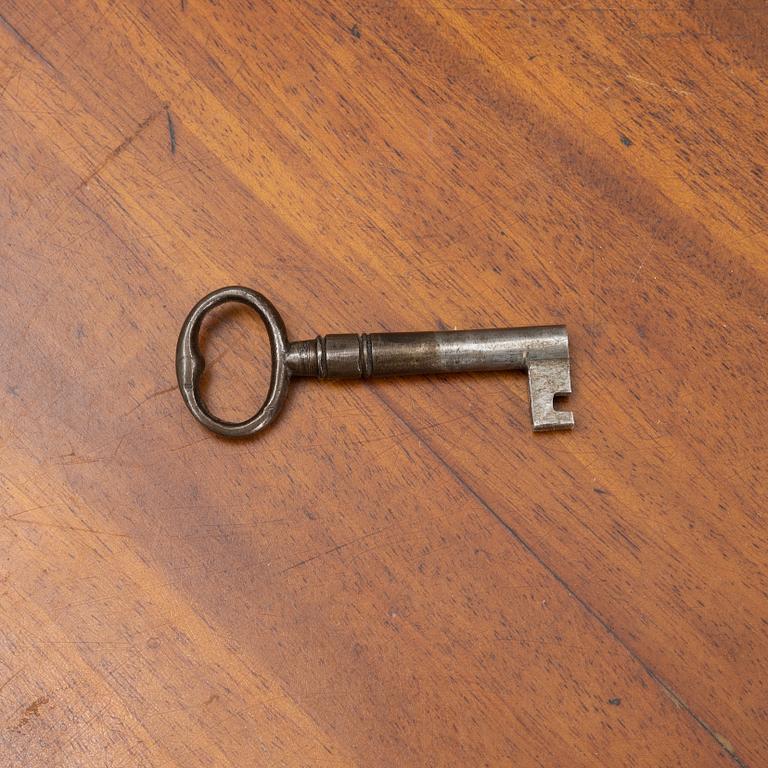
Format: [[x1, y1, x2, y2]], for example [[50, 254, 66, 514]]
[[1, 2, 766, 766]]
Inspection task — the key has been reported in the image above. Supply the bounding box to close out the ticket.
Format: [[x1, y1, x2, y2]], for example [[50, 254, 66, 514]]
[[176, 286, 574, 437]]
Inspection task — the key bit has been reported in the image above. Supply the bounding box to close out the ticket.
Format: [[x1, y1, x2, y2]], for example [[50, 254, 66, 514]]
[[176, 286, 574, 437]]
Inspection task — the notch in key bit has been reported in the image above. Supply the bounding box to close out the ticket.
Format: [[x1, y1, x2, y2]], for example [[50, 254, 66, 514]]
[[527, 357, 575, 431]]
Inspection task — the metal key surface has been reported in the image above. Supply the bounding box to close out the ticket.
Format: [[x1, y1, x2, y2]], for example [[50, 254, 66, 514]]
[[176, 286, 574, 437]]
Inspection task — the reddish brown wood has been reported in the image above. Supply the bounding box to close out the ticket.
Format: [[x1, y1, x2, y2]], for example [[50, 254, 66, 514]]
[[1, 2, 766, 766]]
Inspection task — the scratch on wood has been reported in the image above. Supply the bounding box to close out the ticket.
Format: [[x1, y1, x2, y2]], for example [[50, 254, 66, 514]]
[[280, 528, 387, 573], [73, 106, 165, 197], [0, 667, 24, 695], [122, 384, 177, 417], [0, 12, 57, 72], [627, 73, 693, 97], [52, 433, 127, 466], [165, 105, 176, 154], [3, 518, 131, 537]]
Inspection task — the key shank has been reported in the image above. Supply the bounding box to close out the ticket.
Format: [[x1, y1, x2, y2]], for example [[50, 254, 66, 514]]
[[286, 327, 574, 431]]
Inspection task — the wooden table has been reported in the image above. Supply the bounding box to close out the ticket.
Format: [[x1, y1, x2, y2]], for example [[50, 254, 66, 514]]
[[2, 2, 766, 766]]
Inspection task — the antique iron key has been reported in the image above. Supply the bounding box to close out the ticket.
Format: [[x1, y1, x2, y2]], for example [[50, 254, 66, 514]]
[[176, 286, 574, 437]]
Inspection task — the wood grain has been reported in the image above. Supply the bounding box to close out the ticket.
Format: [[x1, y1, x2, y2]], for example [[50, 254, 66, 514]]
[[1, 2, 766, 766]]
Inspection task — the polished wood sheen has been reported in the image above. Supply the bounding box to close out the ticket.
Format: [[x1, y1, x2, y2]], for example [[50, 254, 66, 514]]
[[1, 2, 766, 766]]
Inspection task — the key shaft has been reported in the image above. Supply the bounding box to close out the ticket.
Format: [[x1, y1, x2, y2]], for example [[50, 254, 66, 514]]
[[286, 327, 573, 430]]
